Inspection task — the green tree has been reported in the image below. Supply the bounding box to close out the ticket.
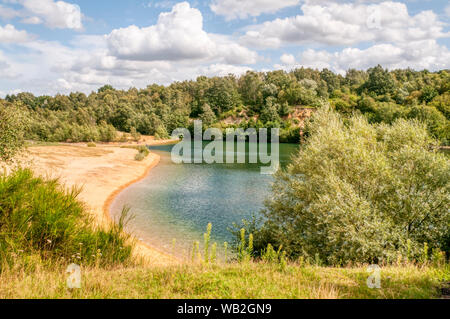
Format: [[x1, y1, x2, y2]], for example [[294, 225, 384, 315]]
[[407, 105, 449, 144], [260, 107, 449, 264], [364, 65, 395, 96], [260, 97, 281, 124], [97, 85, 115, 93], [154, 124, 170, 140], [0, 104, 28, 163], [199, 103, 217, 127], [206, 77, 240, 114], [420, 85, 438, 104]]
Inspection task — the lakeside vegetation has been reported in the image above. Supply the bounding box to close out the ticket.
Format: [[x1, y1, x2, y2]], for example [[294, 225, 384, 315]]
[[1, 66, 449, 145], [1, 169, 446, 299], [0, 169, 134, 271], [0, 66, 449, 299], [120, 145, 151, 161], [235, 107, 449, 265]]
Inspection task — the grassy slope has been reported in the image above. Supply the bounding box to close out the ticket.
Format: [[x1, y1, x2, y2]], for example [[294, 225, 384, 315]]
[[1, 262, 447, 299], [1, 163, 448, 299]]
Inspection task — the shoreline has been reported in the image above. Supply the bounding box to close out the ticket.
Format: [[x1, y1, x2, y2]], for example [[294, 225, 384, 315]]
[[24, 142, 179, 266], [102, 151, 180, 265]]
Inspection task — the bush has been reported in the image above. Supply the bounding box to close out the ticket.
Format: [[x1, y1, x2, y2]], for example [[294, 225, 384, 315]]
[[154, 125, 170, 140], [130, 127, 141, 142], [0, 168, 133, 270], [134, 153, 145, 161], [258, 106, 449, 265], [407, 105, 449, 145], [125, 145, 150, 161], [87, 142, 96, 147], [0, 105, 28, 163]]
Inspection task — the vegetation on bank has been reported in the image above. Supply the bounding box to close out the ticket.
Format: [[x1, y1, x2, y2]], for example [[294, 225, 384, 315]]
[[236, 107, 449, 265], [0, 190, 447, 298], [0, 106, 28, 163], [0, 169, 134, 271], [1, 66, 449, 144], [121, 145, 150, 161]]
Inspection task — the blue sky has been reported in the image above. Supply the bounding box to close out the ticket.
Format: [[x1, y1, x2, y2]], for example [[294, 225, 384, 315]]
[[0, 0, 449, 96]]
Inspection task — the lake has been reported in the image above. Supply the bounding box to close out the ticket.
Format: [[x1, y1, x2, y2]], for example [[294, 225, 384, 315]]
[[110, 142, 298, 257]]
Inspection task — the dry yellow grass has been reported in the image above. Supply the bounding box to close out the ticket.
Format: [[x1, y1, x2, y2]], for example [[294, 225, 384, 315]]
[[0, 262, 446, 299]]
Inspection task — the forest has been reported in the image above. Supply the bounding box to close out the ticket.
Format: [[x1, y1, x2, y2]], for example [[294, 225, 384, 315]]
[[1, 65, 449, 145]]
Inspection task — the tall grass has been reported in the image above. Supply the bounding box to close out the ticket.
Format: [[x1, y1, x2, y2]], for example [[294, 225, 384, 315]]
[[0, 168, 133, 272]]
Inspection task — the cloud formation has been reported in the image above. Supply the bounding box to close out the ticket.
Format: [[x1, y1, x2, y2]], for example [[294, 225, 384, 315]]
[[0, 0, 449, 96], [0, 0, 83, 30], [241, 2, 448, 48], [210, 0, 300, 20], [0, 23, 31, 42], [107, 2, 257, 64], [277, 40, 450, 74]]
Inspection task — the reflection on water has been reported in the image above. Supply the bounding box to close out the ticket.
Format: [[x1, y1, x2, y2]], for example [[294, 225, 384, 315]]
[[110, 142, 298, 257]]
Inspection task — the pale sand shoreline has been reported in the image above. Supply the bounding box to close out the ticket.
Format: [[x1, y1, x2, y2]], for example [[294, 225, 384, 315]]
[[24, 141, 179, 266]]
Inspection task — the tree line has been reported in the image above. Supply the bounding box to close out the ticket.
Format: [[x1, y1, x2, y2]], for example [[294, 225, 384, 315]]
[[1, 65, 449, 145]]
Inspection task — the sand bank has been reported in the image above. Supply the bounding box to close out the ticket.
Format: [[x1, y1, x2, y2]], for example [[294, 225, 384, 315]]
[[26, 143, 178, 265]]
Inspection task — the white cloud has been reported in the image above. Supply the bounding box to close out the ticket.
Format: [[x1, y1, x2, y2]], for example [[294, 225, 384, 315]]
[[146, 0, 176, 9], [241, 2, 449, 48], [0, 31, 255, 95], [0, 50, 19, 78], [0, 24, 31, 42], [0, 2, 258, 95], [280, 53, 296, 65], [210, 0, 300, 20], [199, 63, 251, 77], [0, 4, 20, 19], [21, 16, 42, 24], [278, 40, 450, 74], [107, 2, 258, 64], [445, 5, 450, 17], [1, 1, 449, 96], [0, 0, 83, 30], [21, 0, 82, 29]]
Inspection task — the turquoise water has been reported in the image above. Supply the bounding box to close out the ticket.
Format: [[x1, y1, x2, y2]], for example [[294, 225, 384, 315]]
[[110, 142, 298, 256]]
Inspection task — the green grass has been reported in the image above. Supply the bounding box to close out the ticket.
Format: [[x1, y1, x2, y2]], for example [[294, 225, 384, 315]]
[[0, 262, 447, 299], [0, 168, 133, 270]]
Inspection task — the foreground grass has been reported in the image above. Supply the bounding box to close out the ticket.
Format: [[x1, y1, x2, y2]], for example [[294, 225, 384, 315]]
[[1, 168, 448, 299], [1, 262, 447, 299], [0, 168, 133, 270]]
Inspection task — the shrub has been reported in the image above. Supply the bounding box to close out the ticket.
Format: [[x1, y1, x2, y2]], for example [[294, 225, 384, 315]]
[[154, 125, 170, 140], [258, 106, 449, 265], [0, 168, 133, 270], [132, 145, 149, 161], [87, 142, 96, 147], [130, 127, 141, 142], [0, 105, 28, 163], [134, 153, 145, 161]]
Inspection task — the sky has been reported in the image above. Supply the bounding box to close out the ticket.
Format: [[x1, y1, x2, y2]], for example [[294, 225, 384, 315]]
[[0, 0, 449, 96]]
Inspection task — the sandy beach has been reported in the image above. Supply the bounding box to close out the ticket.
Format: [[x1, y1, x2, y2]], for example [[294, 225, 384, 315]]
[[24, 141, 178, 265]]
